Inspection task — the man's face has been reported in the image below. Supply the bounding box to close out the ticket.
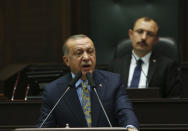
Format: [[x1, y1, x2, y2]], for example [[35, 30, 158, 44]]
[[63, 37, 96, 79], [129, 18, 159, 56]]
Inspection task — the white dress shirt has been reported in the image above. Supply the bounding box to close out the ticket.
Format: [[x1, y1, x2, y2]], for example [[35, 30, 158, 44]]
[[128, 51, 152, 88]]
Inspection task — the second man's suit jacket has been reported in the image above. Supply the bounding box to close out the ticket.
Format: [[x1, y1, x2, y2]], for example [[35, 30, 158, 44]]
[[37, 69, 139, 129], [112, 52, 182, 98]]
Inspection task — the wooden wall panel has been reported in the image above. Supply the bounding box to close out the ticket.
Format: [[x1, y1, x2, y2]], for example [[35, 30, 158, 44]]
[[71, 0, 89, 35], [59, 0, 71, 56], [5, 0, 59, 63], [0, 0, 6, 68], [0, 0, 72, 69]]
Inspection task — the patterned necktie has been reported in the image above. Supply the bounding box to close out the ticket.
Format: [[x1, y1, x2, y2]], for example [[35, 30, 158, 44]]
[[130, 59, 143, 88], [81, 81, 92, 127]]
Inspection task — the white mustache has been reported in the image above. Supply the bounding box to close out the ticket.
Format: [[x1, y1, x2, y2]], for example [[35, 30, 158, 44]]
[[81, 61, 92, 66]]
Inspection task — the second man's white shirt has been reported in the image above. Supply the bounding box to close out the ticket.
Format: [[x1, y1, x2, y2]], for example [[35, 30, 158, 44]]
[[128, 51, 151, 88]]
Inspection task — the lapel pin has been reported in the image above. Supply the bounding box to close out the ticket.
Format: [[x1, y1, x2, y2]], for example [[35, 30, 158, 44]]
[[99, 83, 103, 88], [153, 59, 156, 63]]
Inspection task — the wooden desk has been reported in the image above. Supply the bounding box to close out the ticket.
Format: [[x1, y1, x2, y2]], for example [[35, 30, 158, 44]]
[[131, 98, 188, 124], [0, 98, 188, 130]]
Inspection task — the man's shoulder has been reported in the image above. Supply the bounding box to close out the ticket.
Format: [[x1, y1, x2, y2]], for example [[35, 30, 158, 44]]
[[44, 73, 71, 90], [94, 69, 121, 79], [94, 70, 124, 91], [153, 55, 177, 65]]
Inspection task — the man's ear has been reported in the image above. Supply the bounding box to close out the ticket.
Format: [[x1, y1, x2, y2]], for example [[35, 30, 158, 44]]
[[128, 29, 133, 40], [62, 56, 69, 66], [153, 36, 159, 45]]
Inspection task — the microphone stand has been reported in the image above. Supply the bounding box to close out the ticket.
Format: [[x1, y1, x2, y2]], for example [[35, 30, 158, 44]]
[[39, 71, 82, 128], [93, 87, 112, 127], [39, 86, 71, 128], [11, 72, 20, 101], [86, 72, 112, 127]]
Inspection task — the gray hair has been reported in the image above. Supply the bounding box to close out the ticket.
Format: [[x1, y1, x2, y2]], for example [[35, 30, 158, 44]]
[[62, 34, 88, 56]]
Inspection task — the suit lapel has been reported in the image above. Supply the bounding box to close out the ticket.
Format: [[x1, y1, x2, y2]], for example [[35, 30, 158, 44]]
[[58, 73, 87, 126], [91, 71, 105, 126], [123, 54, 131, 86], [148, 54, 158, 87], [66, 86, 87, 126]]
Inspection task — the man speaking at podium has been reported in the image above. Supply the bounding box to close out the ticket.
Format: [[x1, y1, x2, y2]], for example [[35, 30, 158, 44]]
[[37, 34, 139, 131]]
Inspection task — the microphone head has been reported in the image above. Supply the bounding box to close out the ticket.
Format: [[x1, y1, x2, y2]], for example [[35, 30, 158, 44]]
[[86, 72, 96, 88], [76, 71, 82, 78], [86, 72, 91, 77], [68, 71, 82, 88]]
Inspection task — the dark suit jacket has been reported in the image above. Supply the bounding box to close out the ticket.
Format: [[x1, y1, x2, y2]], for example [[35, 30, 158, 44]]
[[112, 52, 182, 98], [37, 69, 139, 128]]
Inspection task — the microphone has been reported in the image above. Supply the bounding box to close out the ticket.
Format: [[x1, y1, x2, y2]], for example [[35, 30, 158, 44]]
[[68, 71, 82, 88], [39, 71, 82, 128], [86, 72, 96, 88], [24, 84, 30, 101], [86, 72, 112, 127], [11, 72, 20, 101]]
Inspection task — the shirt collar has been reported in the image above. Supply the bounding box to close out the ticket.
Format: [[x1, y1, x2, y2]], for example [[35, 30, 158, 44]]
[[132, 50, 152, 64], [71, 72, 88, 89]]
